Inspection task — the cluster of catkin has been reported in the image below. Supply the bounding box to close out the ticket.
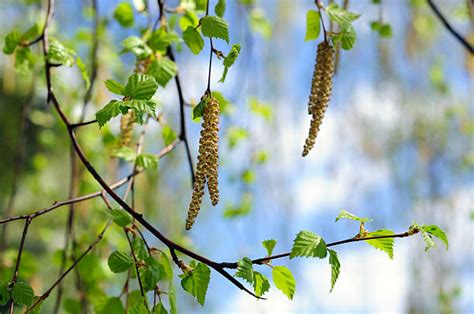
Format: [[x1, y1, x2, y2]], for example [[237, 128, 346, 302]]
[[302, 41, 335, 156], [185, 96, 220, 230], [119, 109, 135, 147]]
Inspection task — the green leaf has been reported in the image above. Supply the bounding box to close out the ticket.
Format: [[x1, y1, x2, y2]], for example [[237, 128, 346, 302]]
[[147, 57, 177, 87], [15, 47, 34, 75], [152, 303, 168, 314], [179, 11, 200, 30], [335, 209, 372, 223], [112, 146, 137, 161], [129, 301, 149, 314], [108, 250, 134, 273], [290, 230, 327, 259], [140, 256, 164, 291], [328, 249, 340, 292], [305, 10, 321, 42], [193, 98, 207, 120], [200, 16, 229, 43], [47, 38, 76, 66], [332, 24, 357, 50], [3, 31, 20, 54], [249, 97, 272, 120], [262, 239, 277, 256], [0, 283, 10, 306], [365, 229, 395, 258], [136, 153, 159, 169], [20, 24, 40, 42], [105, 79, 126, 95], [168, 280, 177, 314], [148, 27, 181, 52], [11, 282, 34, 306], [76, 56, 91, 90], [250, 9, 272, 39], [180, 262, 211, 306], [223, 193, 252, 218], [379, 23, 392, 37], [114, 2, 134, 27], [106, 209, 133, 227], [214, 0, 226, 17], [96, 100, 125, 127], [326, 3, 361, 26], [422, 225, 448, 250], [235, 257, 254, 283], [162, 125, 177, 146], [227, 127, 249, 149], [219, 44, 241, 82], [183, 26, 204, 55], [121, 36, 152, 59], [241, 169, 255, 184], [252, 272, 270, 297], [124, 74, 158, 100], [99, 297, 125, 314], [125, 99, 158, 120], [272, 266, 295, 300]]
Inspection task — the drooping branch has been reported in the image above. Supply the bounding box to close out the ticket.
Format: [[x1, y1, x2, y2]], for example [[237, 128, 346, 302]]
[[427, 0, 474, 54]]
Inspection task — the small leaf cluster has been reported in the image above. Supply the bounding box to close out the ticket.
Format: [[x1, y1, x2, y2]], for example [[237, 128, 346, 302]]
[[0, 281, 35, 312]]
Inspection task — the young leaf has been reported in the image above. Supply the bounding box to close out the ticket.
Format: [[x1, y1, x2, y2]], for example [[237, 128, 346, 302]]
[[180, 262, 211, 306], [214, 0, 226, 17], [76, 56, 91, 90], [422, 225, 448, 250], [147, 57, 178, 87], [125, 99, 158, 120], [252, 272, 270, 297], [98, 297, 125, 314], [235, 257, 254, 284], [105, 79, 126, 95], [305, 10, 320, 42], [112, 146, 137, 162], [140, 257, 163, 291], [272, 266, 296, 300], [15, 47, 34, 75], [179, 11, 199, 30], [183, 26, 204, 55], [200, 16, 229, 43], [219, 44, 241, 82], [11, 282, 34, 306], [162, 125, 177, 146], [136, 153, 159, 169], [290, 230, 327, 259], [121, 36, 152, 59], [326, 3, 361, 26], [328, 249, 340, 292], [114, 2, 134, 27], [124, 74, 158, 100], [262, 239, 277, 256], [106, 209, 133, 227], [333, 24, 357, 50], [96, 100, 125, 127], [193, 98, 207, 120], [21, 24, 40, 43], [335, 209, 372, 223], [129, 302, 149, 314], [152, 303, 168, 314], [3, 31, 20, 54], [148, 27, 181, 52], [47, 38, 76, 66], [365, 229, 395, 259], [0, 282, 8, 306], [108, 251, 134, 273]]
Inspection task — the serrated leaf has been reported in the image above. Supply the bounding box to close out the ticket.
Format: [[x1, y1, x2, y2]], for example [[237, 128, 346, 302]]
[[252, 272, 270, 297], [200, 16, 229, 43], [332, 24, 357, 50], [148, 27, 181, 52], [328, 249, 340, 292], [121, 36, 152, 59], [262, 239, 277, 256], [108, 251, 134, 273], [11, 282, 34, 306], [147, 57, 177, 87], [180, 262, 211, 306], [124, 74, 158, 100], [3, 31, 20, 54], [235, 257, 254, 284], [96, 100, 125, 127], [422, 225, 448, 250], [114, 2, 134, 27], [136, 153, 159, 169], [183, 26, 204, 55], [0, 283, 9, 306], [326, 3, 360, 26], [76, 56, 91, 90], [47, 38, 76, 66], [104, 79, 126, 95], [290, 230, 327, 259], [219, 44, 241, 82], [272, 266, 295, 300], [140, 256, 163, 291], [129, 301, 149, 314], [107, 209, 133, 227], [335, 209, 372, 223], [215, 0, 226, 17], [162, 125, 177, 146], [305, 10, 321, 42], [365, 229, 395, 258], [125, 99, 158, 120]]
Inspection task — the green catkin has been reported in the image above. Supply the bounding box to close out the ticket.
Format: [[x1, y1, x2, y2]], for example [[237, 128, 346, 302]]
[[303, 41, 335, 157], [119, 110, 135, 147], [185, 96, 220, 230]]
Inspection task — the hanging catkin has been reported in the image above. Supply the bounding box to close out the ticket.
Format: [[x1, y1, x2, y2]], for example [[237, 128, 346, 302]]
[[185, 96, 220, 230], [119, 109, 135, 147], [303, 41, 335, 156]]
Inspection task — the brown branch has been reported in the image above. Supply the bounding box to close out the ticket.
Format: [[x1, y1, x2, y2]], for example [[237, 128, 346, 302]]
[[427, 0, 474, 54]]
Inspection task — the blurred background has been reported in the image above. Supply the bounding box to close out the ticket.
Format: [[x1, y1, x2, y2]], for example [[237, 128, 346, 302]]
[[0, 0, 473, 313]]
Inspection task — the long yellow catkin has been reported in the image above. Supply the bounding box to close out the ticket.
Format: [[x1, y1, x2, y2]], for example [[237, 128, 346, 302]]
[[185, 96, 220, 230], [303, 41, 335, 157], [119, 109, 135, 147]]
